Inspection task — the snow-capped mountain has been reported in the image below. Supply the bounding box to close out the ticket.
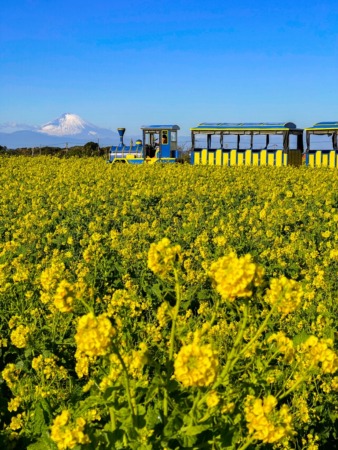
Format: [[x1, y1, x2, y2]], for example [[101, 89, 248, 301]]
[[38, 113, 113, 138], [0, 113, 118, 148]]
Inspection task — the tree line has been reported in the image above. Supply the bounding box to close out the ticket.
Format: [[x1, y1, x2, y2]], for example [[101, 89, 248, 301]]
[[0, 142, 110, 158]]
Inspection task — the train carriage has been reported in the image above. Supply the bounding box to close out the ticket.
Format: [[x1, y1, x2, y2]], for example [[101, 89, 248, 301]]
[[305, 122, 338, 168], [190, 122, 303, 167]]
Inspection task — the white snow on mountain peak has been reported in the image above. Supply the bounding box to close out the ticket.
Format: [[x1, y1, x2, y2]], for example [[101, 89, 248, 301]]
[[39, 113, 93, 136], [0, 113, 117, 147]]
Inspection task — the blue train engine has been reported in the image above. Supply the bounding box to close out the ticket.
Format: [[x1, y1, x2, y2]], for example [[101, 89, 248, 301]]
[[109, 125, 180, 164]]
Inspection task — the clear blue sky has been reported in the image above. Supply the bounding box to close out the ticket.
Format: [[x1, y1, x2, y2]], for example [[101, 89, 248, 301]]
[[1, 0, 337, 136]]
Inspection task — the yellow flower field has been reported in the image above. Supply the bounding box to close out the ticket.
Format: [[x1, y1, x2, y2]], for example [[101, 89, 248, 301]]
[[0, 156, 338, 449]]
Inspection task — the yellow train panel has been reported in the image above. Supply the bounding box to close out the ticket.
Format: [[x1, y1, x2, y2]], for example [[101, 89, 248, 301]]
[[253, 153, 259, 165], [194, 152, 200, 165], [208, 151, 215, 165], [223, 152, 229, 166], [276, 150, 283, 167], [330, 151, 336, 168], [308, 154, 315, 167], [201, 149, 208, 165], [283, 153, 288, 166], [267, 153, 274, 166], [237, 152, 244, 165], [322, 153, 329, 167], [230, 150, 237, 166], [216, 149, 222, 165], [260, 150, 267, 166], [315, 151, 321, 167]]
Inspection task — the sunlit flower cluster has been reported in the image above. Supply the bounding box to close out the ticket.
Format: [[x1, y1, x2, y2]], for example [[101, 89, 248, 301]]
[[244, 395, 293, 443], [148, 237, 182, 278], [209, 252, 263, 302], [264, 276, 303, 315], [50, 410, 90, 450], [174, 342, 218, 387], [75, 312, 115, 358], [298, 336, 338, 374], [53, 280, 75, 312], [10, 325, 30, 348]]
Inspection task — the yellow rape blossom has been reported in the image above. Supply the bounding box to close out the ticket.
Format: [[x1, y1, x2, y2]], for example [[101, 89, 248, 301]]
[[75, 312, 115, 358], [244, 395, 293, 444], [174, 343, 218, 387], [209, 252, 263, 302], [9, 413, 26, 431], [268, 332, 295, 363], [7, 396, 22, 412], [53, 280, 75, 313], [206, 390, 220, 408], [10, 325, 30, 348], [2, 363, 20, 389], [298, 336, 338, 374], [147, 238, 182, 279], [264, 276, 303, 315], [50, 410, 90, 450]]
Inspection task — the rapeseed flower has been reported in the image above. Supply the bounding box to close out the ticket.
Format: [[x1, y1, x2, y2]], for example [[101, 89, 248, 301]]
[[298, 336, 338, 374], [244, 395, 293, 444], [174, 342, 218, 387], [148, 238, 182, 278], [75, 312, 115, 358], [264, 276, 303, 315], [2, 363, 20, 389], [209, 252, 263, 302], [50, 410, 90, 450], [10, 325, 30, 348], [53, 280, 75, 313]]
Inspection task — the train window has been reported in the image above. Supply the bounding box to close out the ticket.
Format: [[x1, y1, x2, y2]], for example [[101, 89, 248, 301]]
[[209, 135, 220, 149], [267, 135, 283, 150], [239, 135, 251, 150], [194, 134, 208, 149], [222, 135, 238, 150], [252, 135, 267, 149], [171, 131, 177, 142], [309, 134, 333, 150]]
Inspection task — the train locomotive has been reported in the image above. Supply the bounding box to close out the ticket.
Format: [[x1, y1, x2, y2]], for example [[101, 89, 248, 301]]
[[109, 121, 338, 168], [109, 125, 180, 164]]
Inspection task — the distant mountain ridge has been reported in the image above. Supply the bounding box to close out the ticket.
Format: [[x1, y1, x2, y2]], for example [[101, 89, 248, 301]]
[[0, 113, 118, 149]]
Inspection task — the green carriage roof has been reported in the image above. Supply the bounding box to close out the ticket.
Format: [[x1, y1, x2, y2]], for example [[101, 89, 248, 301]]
[[141, 125, 180, 131], [305, 122, 338, 132], [191, 122, 298, 132]]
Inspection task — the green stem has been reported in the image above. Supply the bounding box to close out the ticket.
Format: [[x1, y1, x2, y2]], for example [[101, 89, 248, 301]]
[[113, 346, 136, 424], [163, 389, 168, 419], [237, 306, 276, 359], [278, 372, 308, 400], [168, 268, 181, 361], [220, 302, 249, 378], [237, 436, 255, 450], [109, 406, 116, 431], [164, 268, 182, 421]]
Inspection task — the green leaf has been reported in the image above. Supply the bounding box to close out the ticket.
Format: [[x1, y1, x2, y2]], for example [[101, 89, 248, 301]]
[[32, 404, 47, 435], [27, 434, 56, 450], [293, 332, 311, 346], [183, 423, 210, 436]]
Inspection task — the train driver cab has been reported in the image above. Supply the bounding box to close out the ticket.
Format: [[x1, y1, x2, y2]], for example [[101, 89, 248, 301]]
[[141, 125, 180, 162]]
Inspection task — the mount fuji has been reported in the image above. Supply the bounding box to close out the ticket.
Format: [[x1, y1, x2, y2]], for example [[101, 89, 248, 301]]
[[0, 113, 118, 149]]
